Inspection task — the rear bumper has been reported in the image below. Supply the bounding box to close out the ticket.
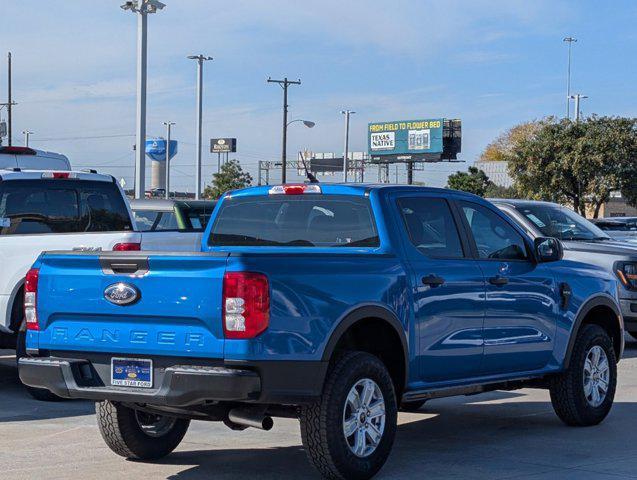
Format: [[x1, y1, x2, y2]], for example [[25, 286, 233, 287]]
[[19, 354, 327, 407]]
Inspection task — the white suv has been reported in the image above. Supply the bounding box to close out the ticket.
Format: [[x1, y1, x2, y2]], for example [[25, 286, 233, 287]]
[[0, 169, 141, 360]]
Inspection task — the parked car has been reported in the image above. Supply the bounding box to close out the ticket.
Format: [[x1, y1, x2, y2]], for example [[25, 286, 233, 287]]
[[492, 199, 637, 338], [591, 217, 637, 243], [0, 169, 141, 399], [0, 146, 70, 170], [21, 184, 622, 480], [130, 198, 217, 251]]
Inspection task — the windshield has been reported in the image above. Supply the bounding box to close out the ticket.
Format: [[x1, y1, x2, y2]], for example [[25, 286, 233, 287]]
[[0, 179, 133, 235], [516, 203, 609, 241], [209, 195, 379, 247]]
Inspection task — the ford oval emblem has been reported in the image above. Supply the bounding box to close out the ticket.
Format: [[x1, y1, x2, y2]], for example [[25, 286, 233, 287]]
[[104, 283, 140, 306]]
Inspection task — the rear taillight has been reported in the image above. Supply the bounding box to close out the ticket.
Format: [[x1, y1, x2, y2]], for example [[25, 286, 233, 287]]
[[24, 268, 39, 331], [113, 242, 141, 251], [222, 272, 270, 339]]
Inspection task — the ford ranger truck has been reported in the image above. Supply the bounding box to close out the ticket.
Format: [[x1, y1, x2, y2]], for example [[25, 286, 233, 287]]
[[20, 184, 624, 480]]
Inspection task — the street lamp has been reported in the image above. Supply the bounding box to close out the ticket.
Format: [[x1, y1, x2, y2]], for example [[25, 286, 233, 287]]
[[187, 54, 213, 200], [121, 0, 165, 199], [22, 130, 33, 147], [563, 36, 577, 119], [340, 110, 355, 182], [287, 119, 315, 129], [163, 121, 175, 199], [569, 94, 588, 121]]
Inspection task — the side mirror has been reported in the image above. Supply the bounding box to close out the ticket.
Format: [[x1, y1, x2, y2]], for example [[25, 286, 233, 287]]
[[534, 237, 563, 263]]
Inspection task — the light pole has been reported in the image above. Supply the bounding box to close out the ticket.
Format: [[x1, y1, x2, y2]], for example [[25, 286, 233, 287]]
[[121, 0, 165, 199], [187, 54, 213, 199], [163, 121, 175, 199], [569, 94, 588, 121], [22, 130, 32, 147], [268, 77, 301, 183], [563, 36, 577, 119], [340, 110, 355, 182]]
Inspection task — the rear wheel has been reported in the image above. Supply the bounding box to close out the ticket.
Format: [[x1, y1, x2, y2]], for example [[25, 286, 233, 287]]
[[550, 324, 617, 426], [97, 401, 190, 460], [300, 351, 398, 480]]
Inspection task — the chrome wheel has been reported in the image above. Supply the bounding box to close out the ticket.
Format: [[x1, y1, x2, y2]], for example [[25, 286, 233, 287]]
[[342, 378, 386, 458], [583, 345, 610, 408], [134, 411, 177, 437]]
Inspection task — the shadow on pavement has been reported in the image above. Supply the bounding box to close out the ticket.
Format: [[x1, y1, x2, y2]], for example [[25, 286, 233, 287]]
[[159, 390, 637, 480], [0, 354, 94, 422]]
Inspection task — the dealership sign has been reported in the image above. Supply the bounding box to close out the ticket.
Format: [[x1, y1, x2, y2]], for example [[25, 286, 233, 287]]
[[210, 138, 237, 153], [368, 119, 444, 158]]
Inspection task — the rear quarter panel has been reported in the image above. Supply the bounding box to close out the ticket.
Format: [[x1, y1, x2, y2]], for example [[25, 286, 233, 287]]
[[222, 252, 412, 363]]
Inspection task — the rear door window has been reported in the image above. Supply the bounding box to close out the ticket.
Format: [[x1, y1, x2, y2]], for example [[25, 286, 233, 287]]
[[0, 179, 132, 235], [209, 195, 378, 247], [398, 197, 465, 258]]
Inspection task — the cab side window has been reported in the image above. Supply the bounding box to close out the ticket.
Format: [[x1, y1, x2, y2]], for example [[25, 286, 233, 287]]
[[460, 201, 528, 261], [398, 197, 464, 259]]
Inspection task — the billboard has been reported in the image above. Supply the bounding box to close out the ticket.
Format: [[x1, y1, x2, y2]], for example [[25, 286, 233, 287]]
[[368, 118, 445, 162], [210, 138, 237, 153]]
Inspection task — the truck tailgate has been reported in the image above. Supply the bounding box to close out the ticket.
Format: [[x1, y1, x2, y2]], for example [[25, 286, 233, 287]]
[[33, 251, 228, 359]]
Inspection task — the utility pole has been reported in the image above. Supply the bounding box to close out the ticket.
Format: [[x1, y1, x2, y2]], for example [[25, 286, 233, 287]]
[[407, 162, 414, 185], [563, 37, 577, 119], [163, 121, 174, 199], [570, 94, 588, 121], [7, 52, 12, 146], [121, 0, 165, 199], [187, 54, 213, 199], [341, 110, 355, 182], [22, 130, 32, 147], [268, 77, 301, 183]]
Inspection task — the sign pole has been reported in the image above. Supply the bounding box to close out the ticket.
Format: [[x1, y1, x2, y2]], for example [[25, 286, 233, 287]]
[[163, 121, 174, 199]]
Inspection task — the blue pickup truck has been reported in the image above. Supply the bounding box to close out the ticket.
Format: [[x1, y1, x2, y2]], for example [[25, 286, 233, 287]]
[[20, 184, 623, 480]]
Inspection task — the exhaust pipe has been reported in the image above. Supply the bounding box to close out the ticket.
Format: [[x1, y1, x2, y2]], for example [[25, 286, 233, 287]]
[[228, 408, 274, 431]]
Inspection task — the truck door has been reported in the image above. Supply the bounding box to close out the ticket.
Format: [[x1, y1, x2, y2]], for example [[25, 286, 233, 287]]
[[393, 194, 485, 383], [456, 200, 558, 375]]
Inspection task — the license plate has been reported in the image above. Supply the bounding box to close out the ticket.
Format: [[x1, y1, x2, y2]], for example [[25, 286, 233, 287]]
[[111, 358, 153, 388]]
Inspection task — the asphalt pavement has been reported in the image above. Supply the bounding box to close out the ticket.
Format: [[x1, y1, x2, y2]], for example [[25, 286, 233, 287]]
[[1, 340, 637, 480]]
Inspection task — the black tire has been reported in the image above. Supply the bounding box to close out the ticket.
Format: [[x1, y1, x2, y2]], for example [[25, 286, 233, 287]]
[[299, 351, 398, 480], [400, 399, 427, 412], [96, 400, 190, 460], [16, 329, 62, 402], [550, 324, 617, 426]]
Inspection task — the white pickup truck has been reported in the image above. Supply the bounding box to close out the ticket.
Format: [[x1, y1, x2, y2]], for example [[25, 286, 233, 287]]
[[0, 169, 141, 359]]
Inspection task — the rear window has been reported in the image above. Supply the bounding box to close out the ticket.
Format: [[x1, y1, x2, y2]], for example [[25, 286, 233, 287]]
[[209, 195, 379, 247], [0, 179, 133, 235]]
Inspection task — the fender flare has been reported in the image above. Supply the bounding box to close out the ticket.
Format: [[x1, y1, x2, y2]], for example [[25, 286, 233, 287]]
[[563, 294, 623, 369], [321, 304, 409, 386]]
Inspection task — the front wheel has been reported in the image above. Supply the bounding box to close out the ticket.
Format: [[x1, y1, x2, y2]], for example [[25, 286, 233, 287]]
[[550, 324, 617, 426], [97, 401, 190, 460], [300, 351, 398, 480]]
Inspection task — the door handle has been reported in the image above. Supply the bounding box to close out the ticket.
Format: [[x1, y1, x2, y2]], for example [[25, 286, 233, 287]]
[[488, 275, 509, 286], [422, 274, 445, 287]]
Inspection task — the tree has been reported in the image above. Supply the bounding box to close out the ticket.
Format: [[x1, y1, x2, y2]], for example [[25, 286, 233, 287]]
[[508, 116, 637, 217], [447, 166, 494, 196], [203, 159, 253, 199], [484, 184, 518, 199], [479, 121, 542, 163]]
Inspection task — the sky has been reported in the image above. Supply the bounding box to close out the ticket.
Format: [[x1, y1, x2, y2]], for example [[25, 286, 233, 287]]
[[0, 0, 636, 192]]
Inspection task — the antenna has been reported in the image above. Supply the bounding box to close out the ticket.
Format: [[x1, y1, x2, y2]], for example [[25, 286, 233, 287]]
[[299, 151, 319, 183]]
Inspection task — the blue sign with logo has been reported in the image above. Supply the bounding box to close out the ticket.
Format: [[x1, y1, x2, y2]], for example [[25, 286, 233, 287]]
[[368, 119, 444, 157], [145, 138, 178, 162]]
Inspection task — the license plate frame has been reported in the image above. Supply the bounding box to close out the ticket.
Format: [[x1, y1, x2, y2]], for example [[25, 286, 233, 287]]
[[111, 357, 153, 388]]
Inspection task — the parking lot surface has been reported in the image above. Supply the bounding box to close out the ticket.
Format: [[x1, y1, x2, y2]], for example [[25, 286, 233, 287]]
[[1, 341, 636, 480]]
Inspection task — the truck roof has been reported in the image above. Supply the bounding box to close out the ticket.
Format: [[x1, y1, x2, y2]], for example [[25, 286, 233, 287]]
[[228, 183, 484, 200], [0, 169, 115, 183]]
